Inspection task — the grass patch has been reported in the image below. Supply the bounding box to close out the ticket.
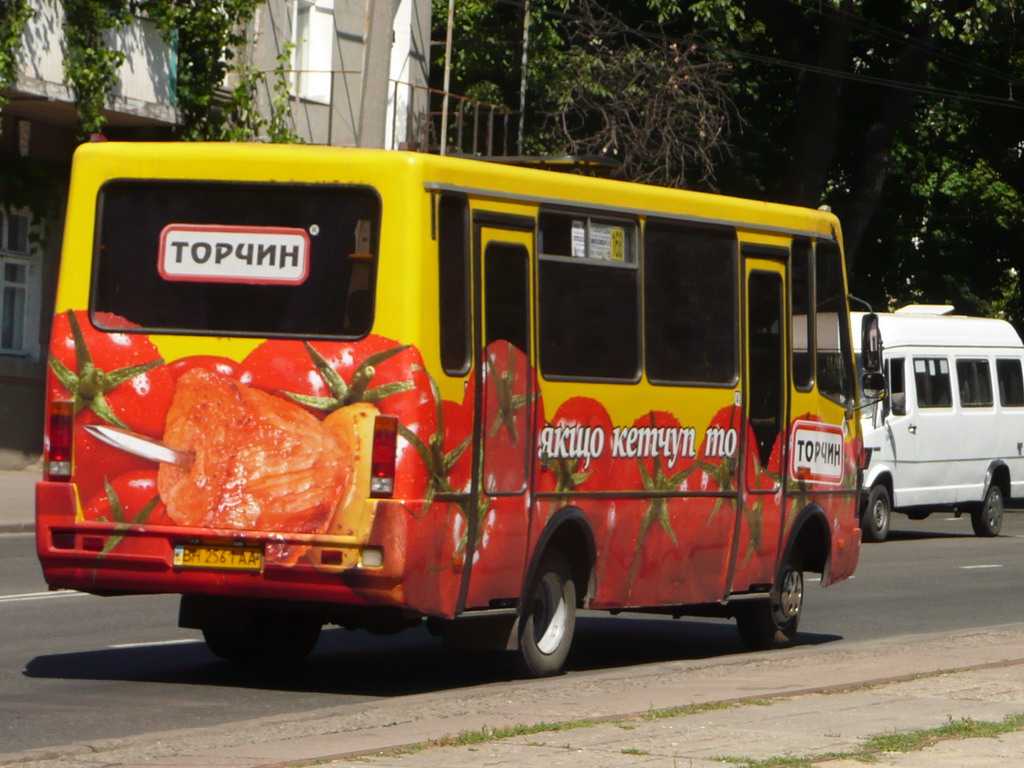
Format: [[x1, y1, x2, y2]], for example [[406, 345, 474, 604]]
[[716, 713, 1024, 768], [866, 713, 1024, 753]]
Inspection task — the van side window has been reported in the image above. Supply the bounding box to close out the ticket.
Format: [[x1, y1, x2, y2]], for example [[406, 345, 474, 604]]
[[956, 359, 993, 408], [913, 358, 952, 408], [997, 358, 1024, 407], [886, 357, 906, 416]]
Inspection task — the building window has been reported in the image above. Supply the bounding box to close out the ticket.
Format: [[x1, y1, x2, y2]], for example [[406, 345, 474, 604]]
[[0, 210, 32, 355], [293, 0, 335, 103]]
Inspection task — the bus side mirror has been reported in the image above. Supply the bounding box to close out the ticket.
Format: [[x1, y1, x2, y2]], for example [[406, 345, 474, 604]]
[[861, 312, 882, 373], [862, 371, 886, 397]]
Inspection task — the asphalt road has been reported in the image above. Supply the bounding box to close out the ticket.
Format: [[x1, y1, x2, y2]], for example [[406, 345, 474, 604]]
[[3, 512, 1024, 754]]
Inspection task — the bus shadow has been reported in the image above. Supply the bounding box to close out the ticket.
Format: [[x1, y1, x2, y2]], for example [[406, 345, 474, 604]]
[[23, 616, 842, 696]]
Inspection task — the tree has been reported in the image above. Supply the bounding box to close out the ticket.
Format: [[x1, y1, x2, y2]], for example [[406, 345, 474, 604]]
[[430, 0, 735, 186], [685, 0, 1024, 320]]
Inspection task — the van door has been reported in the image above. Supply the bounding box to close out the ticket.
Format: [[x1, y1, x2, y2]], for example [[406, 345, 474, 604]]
[[904, 355, 957, 505], [463, 216, 537, 610]]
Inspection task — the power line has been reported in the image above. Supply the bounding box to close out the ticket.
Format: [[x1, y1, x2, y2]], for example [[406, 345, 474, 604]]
[[487, 0, 1024, 111]]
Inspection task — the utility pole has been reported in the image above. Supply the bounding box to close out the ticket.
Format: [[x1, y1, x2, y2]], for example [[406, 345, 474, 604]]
[[440, 0, 455, 155], [518, 0, 530, 155], [359, 0, 402, 149]]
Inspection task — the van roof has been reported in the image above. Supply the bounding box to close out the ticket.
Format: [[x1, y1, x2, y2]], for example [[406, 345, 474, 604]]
[[852, 308, 1023, 350]]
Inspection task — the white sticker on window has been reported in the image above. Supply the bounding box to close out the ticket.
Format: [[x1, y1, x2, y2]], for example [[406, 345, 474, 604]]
[[158, 224, 310, 285], [790, 420, 845, 485]]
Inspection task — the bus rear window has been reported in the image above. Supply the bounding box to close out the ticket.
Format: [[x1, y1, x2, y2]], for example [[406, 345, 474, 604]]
[[93, 180, 380, 338]]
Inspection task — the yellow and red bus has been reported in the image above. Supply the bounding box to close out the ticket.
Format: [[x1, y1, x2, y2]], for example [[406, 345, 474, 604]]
[[37, 142, 865, 676]]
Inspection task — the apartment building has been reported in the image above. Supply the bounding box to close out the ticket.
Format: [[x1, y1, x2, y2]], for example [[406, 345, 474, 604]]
[[0, 0, 430, 468]]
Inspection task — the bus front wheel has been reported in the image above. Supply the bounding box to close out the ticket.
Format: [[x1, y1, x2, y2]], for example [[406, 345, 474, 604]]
[[735, 553, 803, 651], [517, 548, 576, 677]]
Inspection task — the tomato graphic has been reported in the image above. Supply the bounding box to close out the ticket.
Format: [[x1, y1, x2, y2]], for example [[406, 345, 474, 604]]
[[538, 396, 613, 499], [158, 368, 356, 566], [606, 410, 697, 605], [461, 341, 542, 608], [84, 470, 170, 526], [48, 310, 175, 502], [470, 340, 540, 494], [238, 336, 437, 501], [167, 355, 240, 381]]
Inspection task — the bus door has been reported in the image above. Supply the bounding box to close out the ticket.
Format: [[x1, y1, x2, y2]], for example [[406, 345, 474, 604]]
[[731, 250, 788, 592], [462, 216, 537, 610]]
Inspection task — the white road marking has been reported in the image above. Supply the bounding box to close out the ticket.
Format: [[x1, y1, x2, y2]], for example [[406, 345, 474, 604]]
[[0, 590, 89, 603], [961, 564, 1004, 570], [109, 639, 200, 649]]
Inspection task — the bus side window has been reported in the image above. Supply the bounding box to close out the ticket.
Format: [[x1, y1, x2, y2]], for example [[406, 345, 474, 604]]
[[438, 195, 470, 375], [484, 243, 530, 353], [791, 238, 813, 390], [815, 240, 854, 405], [644, 221, 738, 385]]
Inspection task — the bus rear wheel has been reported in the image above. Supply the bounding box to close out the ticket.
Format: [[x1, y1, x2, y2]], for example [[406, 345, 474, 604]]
[[202, 614, 322, 664], [971, 484, 1004, 537], [735, 553, 803, 651], [517, 548, 576, 677]]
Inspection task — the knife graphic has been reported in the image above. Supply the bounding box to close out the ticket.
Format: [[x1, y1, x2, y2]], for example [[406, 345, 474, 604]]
[[84, 424, 194, 470]]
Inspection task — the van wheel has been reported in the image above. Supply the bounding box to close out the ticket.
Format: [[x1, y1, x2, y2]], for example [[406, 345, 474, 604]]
[[971, 485, 1004, 537], [735, 552, 803, 650], [518, 548, 576, 677], [862, 485, 891, 543]]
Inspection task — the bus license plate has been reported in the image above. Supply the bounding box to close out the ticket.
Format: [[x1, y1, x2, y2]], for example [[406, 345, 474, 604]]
[[173, 543, 264, 571]]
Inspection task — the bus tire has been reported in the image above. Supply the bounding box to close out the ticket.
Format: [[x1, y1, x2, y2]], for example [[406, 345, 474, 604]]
[[735, 552, 803, 651], [517, 548, 576, 677], [862, 485, 891, 543], [971, 484, 1003, 537], [203, 618, 322, 664]]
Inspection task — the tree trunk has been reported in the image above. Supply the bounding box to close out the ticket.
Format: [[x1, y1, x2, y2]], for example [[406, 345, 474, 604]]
[[841, 34, 932, 274]]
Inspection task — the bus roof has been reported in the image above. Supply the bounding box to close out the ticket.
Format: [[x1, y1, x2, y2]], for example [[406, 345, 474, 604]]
[[71, 142, 842, 244], [852, 308, 1023, 350]]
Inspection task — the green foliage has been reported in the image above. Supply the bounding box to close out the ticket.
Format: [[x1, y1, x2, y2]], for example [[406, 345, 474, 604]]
[[221, 42, 301, 143], [63, 0, 133, 139], [0, 0, 33, 116], [431, 0, 732, 185], [53, 0, 298, 142], [146, 0, 263, 140]]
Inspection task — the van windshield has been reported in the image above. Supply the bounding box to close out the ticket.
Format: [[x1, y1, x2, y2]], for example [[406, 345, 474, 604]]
[[92, 180, 380, 338]]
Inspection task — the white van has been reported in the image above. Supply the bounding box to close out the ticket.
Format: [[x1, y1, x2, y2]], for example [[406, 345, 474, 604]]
[[854, 305, 1024, 542]]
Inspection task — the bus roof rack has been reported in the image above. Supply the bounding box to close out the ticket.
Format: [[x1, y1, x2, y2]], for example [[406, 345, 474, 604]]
[[455, 154, 623, 175]]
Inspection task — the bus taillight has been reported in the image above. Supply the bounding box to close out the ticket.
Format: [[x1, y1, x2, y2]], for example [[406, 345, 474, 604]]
[[46, 400, 74, 481], [369, 415, 398, 498]]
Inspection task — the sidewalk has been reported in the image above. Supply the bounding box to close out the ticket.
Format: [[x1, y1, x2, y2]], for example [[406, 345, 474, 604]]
[[0, 462, 39, 533], [6, 625, 1024, 768]]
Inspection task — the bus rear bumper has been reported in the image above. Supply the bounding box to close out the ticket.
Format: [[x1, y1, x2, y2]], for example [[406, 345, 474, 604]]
[[34, 482, 442, 611]]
